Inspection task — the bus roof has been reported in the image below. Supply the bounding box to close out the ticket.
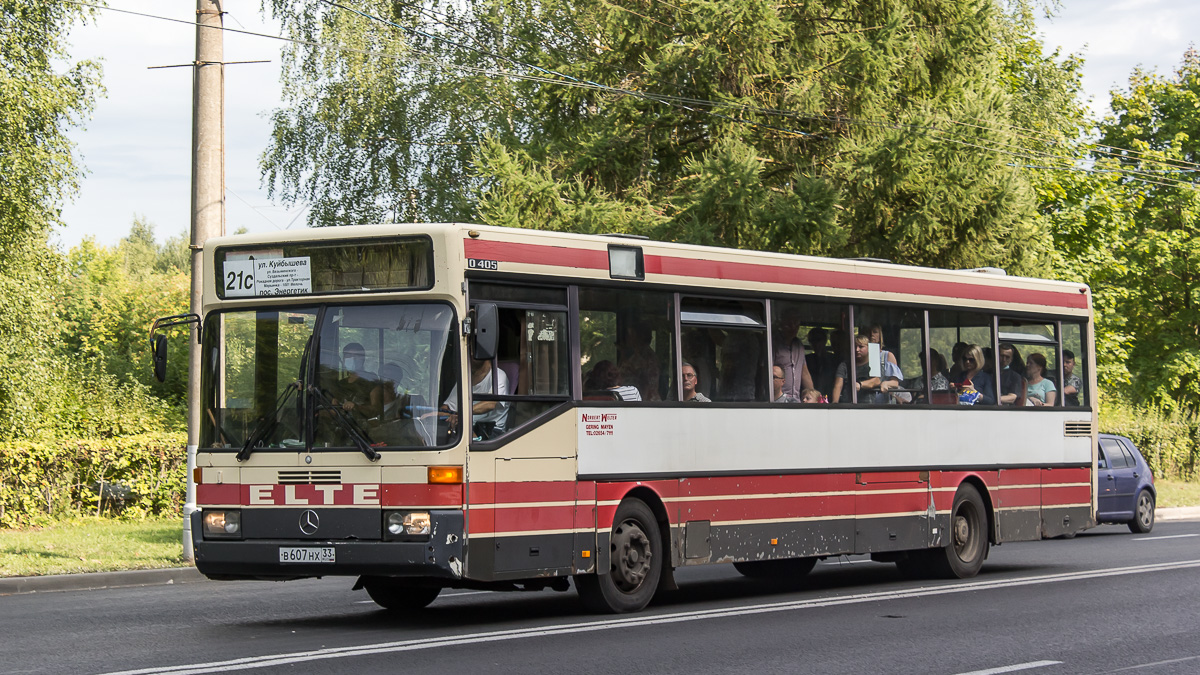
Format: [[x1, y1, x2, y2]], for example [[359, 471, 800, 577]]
[[204, 223, 1092, 316]]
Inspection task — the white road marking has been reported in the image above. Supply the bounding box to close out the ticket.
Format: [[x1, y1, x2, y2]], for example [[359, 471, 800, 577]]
[[953, 660, 1062, 675], [98, 559, 1200, 675], [1132, 534, 1199, 541], [1106, 654, 1200, 672]]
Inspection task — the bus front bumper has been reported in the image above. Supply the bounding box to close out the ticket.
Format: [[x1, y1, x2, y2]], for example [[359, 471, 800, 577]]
[[190, 510, 465, 581]]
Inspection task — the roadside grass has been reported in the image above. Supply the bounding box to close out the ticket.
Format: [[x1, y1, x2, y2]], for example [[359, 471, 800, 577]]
[[0, 517, 184, 578], [1154, 478, 1200, 509]]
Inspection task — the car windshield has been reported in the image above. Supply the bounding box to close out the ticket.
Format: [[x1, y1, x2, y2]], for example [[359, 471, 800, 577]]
[[201, 303, 459, 451]]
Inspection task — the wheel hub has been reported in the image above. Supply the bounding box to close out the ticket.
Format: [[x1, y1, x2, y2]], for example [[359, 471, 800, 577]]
[[611, 520, 653, 592]]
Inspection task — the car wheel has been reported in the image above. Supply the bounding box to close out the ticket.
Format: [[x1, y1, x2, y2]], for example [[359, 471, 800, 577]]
[[1128, 489, 1155, 533]]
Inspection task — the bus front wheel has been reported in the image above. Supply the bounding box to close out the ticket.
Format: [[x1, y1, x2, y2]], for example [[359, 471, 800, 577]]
[[576, 498, 663, 613], [362, 578, 441, 611], [931, 483, 988, 579]]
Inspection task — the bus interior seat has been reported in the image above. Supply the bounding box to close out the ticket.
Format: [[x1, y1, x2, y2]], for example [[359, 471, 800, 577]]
[[497, 360, 519, 395]]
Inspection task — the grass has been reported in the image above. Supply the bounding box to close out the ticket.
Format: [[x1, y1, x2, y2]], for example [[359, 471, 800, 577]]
[[0, 517, 185, 578], [1154, 478, 1200, 509]]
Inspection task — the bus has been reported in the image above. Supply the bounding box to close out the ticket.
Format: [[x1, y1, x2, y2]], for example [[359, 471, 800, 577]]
[[152, 223, 1096, 614]]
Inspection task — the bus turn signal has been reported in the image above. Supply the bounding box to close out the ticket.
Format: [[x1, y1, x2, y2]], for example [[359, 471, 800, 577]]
[[428, 466, 463, 484]]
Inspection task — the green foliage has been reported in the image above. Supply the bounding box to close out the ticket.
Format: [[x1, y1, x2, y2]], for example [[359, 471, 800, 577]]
[[0, 1, 102, 262], [262, 0, 1079, 274], [59, 219, 192, 408], [0, 432, 186, 528], [1100, 397, 1200, 481]]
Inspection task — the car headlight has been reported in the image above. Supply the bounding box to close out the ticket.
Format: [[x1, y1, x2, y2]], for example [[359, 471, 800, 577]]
[[202, 509, 241, 538], [385, 511, 431, 537]]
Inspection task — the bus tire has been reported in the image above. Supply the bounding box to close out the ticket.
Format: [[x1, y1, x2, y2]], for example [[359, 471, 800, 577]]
[[733, 557, 817, 580], [931, 483, 988, 579], [363, 579, 441, 611], [1128, 489, 1155, 533], [576, 499, 662, 614]]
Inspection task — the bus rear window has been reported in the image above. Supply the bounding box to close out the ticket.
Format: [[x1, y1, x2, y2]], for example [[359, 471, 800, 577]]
[[216, 237, 433, 298]]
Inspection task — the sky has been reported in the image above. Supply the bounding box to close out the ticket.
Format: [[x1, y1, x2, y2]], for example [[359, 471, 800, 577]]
[[56, 0, 1200, 251]]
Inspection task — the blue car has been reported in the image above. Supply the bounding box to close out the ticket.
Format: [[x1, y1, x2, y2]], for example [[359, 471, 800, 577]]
[[1097, 433, 1156, 533]]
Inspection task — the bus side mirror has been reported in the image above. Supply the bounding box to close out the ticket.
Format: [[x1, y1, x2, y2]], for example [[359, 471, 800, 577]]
[[472, 302, 498, 361], [152, 334, 169, 383]]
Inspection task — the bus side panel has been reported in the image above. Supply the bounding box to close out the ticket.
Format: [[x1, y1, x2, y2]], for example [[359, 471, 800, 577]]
[[995, 468, 1044, 542], [854, 472, 936, 554], [1040, 466, 1092, 538]]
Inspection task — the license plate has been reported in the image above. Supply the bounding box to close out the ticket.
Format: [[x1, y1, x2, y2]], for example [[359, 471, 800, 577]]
[[279, 547, 335, 564]]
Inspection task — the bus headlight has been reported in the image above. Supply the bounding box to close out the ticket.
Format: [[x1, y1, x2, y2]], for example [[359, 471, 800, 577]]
[[202, 510, 241, 538], [385, 511, 431, 538]]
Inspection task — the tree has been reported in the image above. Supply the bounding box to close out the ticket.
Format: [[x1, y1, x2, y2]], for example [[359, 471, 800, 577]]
[[1090, 48, 1200, 408], [262, 0, 1081, 274], [0, 2, 102, 440]]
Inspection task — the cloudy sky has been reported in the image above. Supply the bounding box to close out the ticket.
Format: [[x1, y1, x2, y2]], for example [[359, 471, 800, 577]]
[[57, 0, 1200, 250]]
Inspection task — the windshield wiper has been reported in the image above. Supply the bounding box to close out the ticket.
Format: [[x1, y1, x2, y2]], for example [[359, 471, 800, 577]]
[[236, 381, 301, 462], [309, 385, 381, 462]]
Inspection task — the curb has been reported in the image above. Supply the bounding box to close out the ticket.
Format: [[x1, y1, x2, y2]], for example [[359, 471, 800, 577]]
[[0, 566, 205, 596], [1156, 506, 1200, 522]]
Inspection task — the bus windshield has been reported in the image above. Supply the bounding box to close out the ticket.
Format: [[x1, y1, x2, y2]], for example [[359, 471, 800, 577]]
[[200, 303, 459, 452]]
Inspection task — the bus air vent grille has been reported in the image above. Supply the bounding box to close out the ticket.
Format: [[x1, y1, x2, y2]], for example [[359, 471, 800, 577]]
[[278, 470, 342, 484], [1063, 421, 1093, 438]]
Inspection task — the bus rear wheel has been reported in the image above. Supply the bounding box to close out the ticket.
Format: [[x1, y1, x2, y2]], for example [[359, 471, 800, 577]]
[[362, 578, 442, 611], [576, 499, 662, 613], [930, 483, 988, 579], [733, 557, 818, 581]]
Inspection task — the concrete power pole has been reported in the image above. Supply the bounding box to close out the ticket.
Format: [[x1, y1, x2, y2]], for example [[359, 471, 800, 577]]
[[185, 0, 225, 562]]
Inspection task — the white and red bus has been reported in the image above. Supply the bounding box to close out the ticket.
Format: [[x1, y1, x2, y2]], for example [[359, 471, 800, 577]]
[[155, 223, 1096, 613]]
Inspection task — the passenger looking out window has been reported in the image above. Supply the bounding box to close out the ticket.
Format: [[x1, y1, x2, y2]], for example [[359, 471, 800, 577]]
[[682, 362, 711, 402], [772, 308, 814, 399], [772, 365, 800, 403], [799, 388, 823, 403], [1062, 350, 1082, 406], [950, 344, 996, 405], [831, 335, 902, 404], [1025, 353, 1057, 407], [805, 327, 838, 397], [584, 360, 641, 401], [997, 343, 1026, 405]]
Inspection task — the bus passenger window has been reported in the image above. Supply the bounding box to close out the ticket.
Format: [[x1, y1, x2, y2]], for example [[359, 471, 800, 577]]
[[772, 299, 841, 403], [681, 298, 768, 402], [929, 310, 994, 406], [579, 287, 675, 402]]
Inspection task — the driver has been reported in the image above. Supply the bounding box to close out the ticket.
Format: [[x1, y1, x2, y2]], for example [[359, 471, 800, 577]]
[[330, 342, 382, 420]]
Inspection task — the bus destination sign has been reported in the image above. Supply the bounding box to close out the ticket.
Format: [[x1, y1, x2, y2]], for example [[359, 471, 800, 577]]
[[224, 257, 313, 297]]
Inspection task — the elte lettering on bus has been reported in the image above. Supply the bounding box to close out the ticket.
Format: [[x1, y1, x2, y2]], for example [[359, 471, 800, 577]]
[[248, 484, 381, 505]]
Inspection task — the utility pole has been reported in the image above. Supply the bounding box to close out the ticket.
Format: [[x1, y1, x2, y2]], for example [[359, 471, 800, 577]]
[[185, 0, 225, 562]]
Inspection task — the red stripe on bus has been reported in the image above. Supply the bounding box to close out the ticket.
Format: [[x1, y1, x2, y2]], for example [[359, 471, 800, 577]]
[[466, 239, 1088, 309], [1043, 467, 1091, 483], [997, 487, 1042, 508], [495, 481, 580, 503], [493, 505, 576, 533], [1042, 484, 1091, 505], [382, 484, 463, 507], [677, 474, 854, 497], [668, 495, 856, 522], [197, 484, 240, 505]]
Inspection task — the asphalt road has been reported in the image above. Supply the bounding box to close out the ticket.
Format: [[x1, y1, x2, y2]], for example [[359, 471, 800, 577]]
[[5, 521, 1200, 675]]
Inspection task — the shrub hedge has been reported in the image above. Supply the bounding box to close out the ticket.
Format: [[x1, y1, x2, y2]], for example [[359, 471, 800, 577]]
[[0, 433, 185, 528], [1100, 400, 1200, 481]]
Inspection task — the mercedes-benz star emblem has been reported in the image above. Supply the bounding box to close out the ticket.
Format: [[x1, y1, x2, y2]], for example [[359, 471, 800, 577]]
[[299, 509, 320, 535]]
